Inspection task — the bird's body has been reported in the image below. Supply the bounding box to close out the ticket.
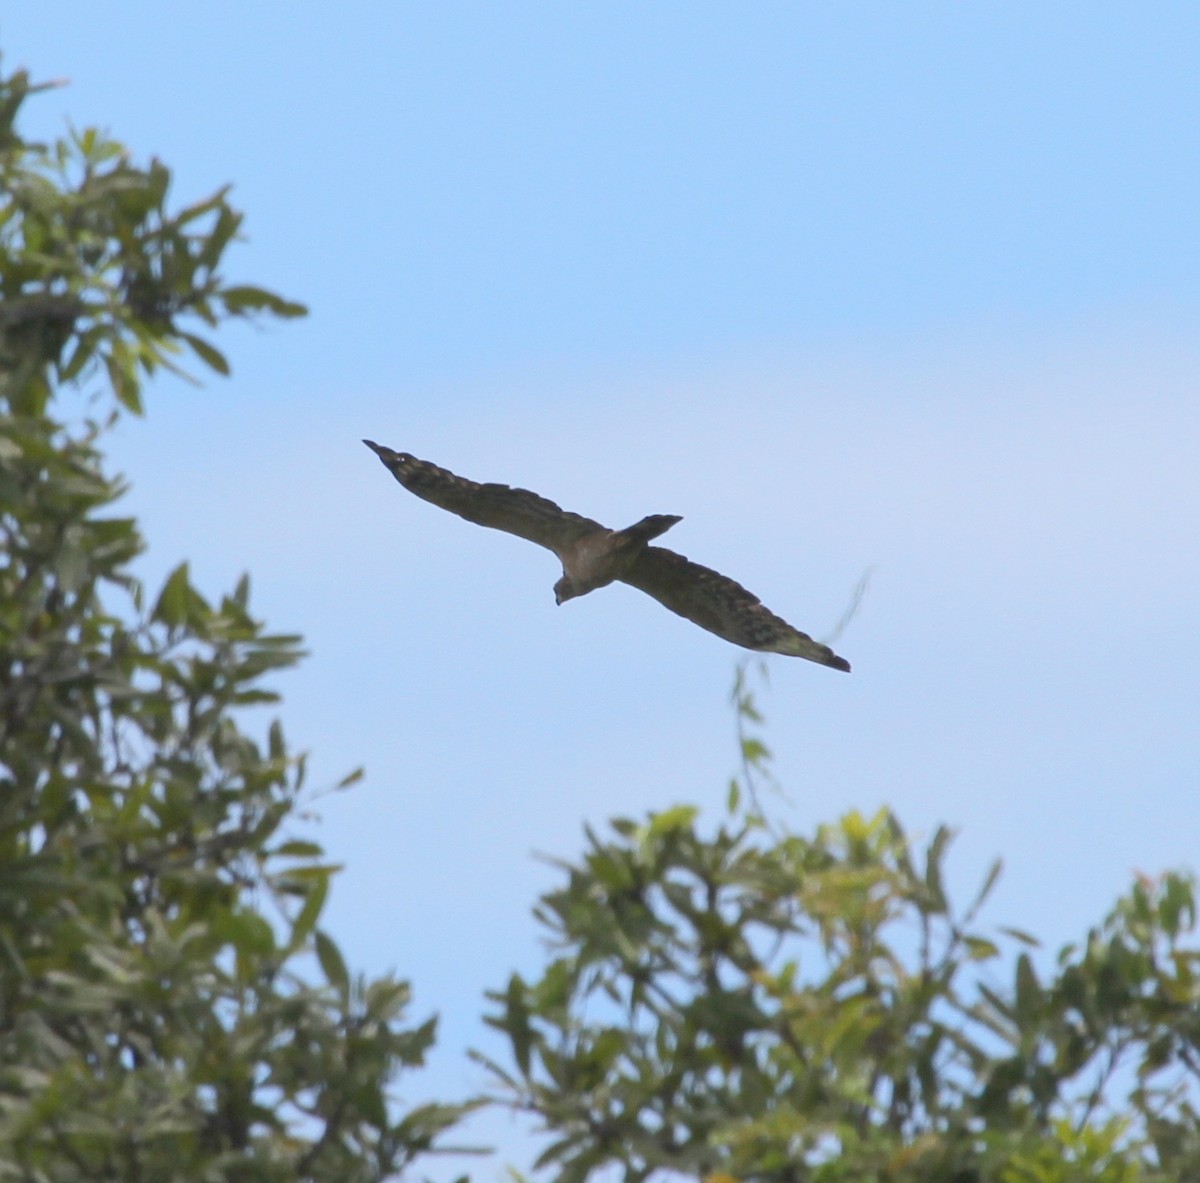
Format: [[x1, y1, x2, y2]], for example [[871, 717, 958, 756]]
[[554, 513, 682, 600], [363, 441, 850, 672]]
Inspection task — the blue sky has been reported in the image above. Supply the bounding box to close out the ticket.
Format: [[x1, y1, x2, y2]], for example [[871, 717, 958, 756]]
[[8, 5, 1200, 1174]]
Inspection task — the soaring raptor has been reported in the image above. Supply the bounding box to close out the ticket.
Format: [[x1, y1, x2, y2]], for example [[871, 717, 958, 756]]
[[363, 441, 850, 672]]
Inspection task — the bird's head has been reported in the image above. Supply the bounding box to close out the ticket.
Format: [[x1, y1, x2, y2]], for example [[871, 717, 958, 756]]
[[553, 574, 579, 606]]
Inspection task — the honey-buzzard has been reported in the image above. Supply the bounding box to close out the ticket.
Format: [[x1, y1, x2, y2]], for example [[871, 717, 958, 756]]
[[364, 441, 850, 672]]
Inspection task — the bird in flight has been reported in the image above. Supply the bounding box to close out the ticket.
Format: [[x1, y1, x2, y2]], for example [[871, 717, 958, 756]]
[[363, 441, 850, 672]]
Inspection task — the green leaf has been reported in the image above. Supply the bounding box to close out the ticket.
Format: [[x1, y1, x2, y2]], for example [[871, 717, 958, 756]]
[[741, 737, 770, 764], [232, 689, 278, 705], [288, 869, 330, 948], [58, 325, 101, 383], [273, 840, 323, 859], [1015, 952, 1041, 1019], [220, 285, 308, 318], [965, 857, 1003, 920], [192, 203, 239, 270], [964, 936, 1000, 961], [219, 910, 278, 958], [998, 925, 1040, 947], [923, 824, 952, 910], [646, 805, 699, 838], [103, 347, 143, 414], [173, 184, 230, 226], [153, 561, 191, 626], [179, 331, 229, 376], [314, 930, 350, 994], [502, 974, 534, 1077]]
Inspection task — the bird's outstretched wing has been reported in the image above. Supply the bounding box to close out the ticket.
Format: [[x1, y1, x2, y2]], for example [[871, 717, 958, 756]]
[[364, 441, 605, 553], [620, 546, 851, 671]]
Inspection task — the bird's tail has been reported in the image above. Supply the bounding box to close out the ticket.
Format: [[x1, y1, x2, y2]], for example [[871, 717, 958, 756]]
[[619, 514, 682, 545]]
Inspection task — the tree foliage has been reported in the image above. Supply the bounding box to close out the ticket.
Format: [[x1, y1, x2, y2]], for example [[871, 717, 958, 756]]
[[0, 64, 470, 1181], [5, 52, 1200, 1183], [479, 679, 1200, 1183]]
